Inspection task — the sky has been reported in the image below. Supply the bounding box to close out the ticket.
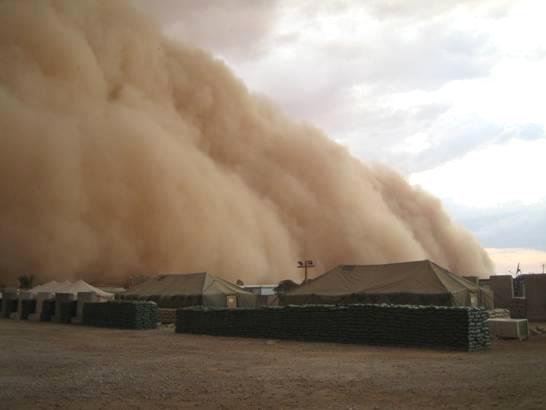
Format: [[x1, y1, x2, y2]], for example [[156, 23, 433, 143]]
[[133, 0, 546, 274]]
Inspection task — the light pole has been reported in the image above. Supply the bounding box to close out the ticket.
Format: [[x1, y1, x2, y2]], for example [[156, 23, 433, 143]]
[[297, 259, 315, 283]]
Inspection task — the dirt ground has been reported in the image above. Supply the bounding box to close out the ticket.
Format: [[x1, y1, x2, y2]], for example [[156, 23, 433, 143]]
[[1, 320, 545, 410]]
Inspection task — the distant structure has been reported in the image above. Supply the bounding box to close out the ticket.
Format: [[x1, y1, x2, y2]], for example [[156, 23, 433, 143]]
[[242, 284, 278, 306], [480, 273, 546, 321], [93, 286, 126, 295]]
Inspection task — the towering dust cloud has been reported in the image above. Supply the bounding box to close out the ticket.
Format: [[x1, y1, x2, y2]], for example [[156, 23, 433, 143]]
[[0, 0, 493, 285]]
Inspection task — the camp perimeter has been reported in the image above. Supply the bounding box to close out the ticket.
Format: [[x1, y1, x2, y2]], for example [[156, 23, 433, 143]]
[[0, 260, 542, 350], [2, 260, 546, 409]]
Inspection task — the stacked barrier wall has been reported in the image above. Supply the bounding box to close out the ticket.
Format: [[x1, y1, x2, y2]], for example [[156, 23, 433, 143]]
[[175, 304, 490, 351]]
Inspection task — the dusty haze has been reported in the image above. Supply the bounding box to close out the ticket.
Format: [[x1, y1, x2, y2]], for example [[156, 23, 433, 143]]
[[0, 0, 493, 286]]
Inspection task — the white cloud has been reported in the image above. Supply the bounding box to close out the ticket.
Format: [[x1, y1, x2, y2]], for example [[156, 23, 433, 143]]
[[410, 138, 546, 208], [132, 0, 280, 61], [145, 1, 545, 175], [218, 0, 546, 177], [394, 132, 432, 155], [486, 248, 546, 274], [439, 200, 546, 251]]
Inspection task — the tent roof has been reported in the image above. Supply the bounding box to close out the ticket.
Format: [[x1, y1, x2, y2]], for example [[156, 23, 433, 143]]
[[60, 280, 114, 298], [29, 281, 59, 293], [285, 260, 479, 297], [123, 272, 255, 298], [29, 280, 69, 294], [29, 280, 113, 298]]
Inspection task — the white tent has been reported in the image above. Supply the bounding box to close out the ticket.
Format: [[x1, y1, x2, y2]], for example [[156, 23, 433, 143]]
[[29, 280, 113, 298], [61, 280, 113, 298], [29, 281, 61, 294]]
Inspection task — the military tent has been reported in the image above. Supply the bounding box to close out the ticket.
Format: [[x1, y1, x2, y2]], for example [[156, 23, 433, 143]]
[[29, 280, 67, 294], [29, 280, 113, 298], [281, 260, 494, 308], [119, 272, 257, 308], [60, 280, 114, 298]]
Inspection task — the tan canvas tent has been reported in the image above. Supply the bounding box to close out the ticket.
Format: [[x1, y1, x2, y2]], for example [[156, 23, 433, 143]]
[[120, 272, 257, 308], [281, 260, 494, 308]]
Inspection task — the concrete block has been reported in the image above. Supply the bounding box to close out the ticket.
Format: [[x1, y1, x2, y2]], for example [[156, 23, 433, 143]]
[[488, 318, 528, 340]]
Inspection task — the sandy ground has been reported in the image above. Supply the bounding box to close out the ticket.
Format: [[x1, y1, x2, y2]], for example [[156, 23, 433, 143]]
[[1, 319, 546, 410]]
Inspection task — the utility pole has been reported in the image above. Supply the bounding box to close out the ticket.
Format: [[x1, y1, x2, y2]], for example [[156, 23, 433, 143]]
[[297, 259, 315, 283]]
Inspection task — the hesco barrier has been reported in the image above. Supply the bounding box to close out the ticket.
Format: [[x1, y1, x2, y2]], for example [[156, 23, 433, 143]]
[[20, 300, 37, 320], [118, 295, 202, 309], [59, 301, 77, 323], [40, 300, 56, 321], [2, 299, 18, 318], [82, 301, 159, 329], [175, 304, 491, 351]]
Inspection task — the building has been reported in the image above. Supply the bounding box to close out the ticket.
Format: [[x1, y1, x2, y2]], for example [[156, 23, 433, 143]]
[[481, 274, 546, 320]]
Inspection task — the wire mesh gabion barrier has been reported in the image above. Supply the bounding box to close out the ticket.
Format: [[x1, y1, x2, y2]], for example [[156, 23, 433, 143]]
[[82, 301, 159, 330], [175, 304, 490, 351]]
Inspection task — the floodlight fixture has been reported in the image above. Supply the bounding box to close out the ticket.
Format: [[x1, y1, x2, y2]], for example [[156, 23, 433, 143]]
[[297, 259, 315, 282]]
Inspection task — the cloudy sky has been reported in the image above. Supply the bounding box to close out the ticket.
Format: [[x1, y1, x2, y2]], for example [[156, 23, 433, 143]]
[[134, 0, 545, 274]]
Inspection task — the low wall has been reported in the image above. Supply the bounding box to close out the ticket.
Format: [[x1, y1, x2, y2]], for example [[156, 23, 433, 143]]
[[176, 304, 491, 351], [83, 301, 159, 329], [118, 295, 202, 309]]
